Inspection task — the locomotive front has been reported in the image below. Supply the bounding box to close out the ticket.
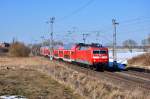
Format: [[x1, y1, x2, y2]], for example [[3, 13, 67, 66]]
[[91, 47, 109, 70]]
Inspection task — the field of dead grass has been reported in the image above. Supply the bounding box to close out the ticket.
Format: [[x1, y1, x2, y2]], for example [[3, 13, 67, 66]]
[[0, 57, 83, 99], [0, 68, 83, 99], [0, 56, 150, 99], [128, 53, 150, 69]]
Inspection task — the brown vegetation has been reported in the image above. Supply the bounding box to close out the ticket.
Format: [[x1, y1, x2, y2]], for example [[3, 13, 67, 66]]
[[128, 53, 150, 67], [0, 57, 149, 99], [9, 42, 30, 57], [0, 68, 83, 99]]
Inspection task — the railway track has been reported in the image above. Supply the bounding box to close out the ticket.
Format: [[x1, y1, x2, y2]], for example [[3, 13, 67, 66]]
[[117, 70, 150, 81], [51, 59, 150, 91], [104, 71, 150, 91]]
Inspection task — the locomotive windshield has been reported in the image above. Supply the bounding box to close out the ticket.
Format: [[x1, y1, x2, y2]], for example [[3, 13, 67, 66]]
[[93, 50, 107, 54]]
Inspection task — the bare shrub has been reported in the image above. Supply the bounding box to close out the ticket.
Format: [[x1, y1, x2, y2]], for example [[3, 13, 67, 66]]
[[9, 42, 30, 57]]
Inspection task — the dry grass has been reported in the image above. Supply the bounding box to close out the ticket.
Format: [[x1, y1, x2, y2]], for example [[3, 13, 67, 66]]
[[0, 57, 150, 99], [128, 53, 150, 67], [0, 68, 83, 99], [44, 64, 149, 99]]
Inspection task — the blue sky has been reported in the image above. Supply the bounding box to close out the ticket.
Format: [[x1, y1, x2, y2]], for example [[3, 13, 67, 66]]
[[0, 0, 150, 45]]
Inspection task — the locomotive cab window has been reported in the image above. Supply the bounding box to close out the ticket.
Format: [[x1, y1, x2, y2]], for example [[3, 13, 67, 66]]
[[100, 50, 107, 54], [79, 46, 89, 50], [93, 50, 107, 54], [93, 51, 99, 54]]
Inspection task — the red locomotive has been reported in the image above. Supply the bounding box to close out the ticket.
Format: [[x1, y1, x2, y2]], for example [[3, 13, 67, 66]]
[[40, 43, 109, 70]]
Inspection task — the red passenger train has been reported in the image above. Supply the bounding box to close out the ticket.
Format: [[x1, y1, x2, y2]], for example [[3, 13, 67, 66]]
[[40, 43, 109, 70], [40, 46, 50, 57]]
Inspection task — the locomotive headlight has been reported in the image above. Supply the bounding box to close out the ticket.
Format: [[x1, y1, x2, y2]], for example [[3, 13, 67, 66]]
[[93, 56, 100, 59]]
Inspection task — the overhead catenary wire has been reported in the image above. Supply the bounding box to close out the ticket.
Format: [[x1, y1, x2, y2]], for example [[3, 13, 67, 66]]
[[94, 17, 150, 34], [54, 30, 113, 45], [45, 19, 150, 45], [119, 18, 150, 27], [45, 14, 150, 46], [57, 0, 95, 22], [120, 16, 150, 24], [119, 26, 150, 35], [118, 19, 150, 32]]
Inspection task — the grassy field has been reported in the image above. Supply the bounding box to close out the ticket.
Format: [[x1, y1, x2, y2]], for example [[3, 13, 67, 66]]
[[0, 66, 83, 99], [128, 53, 150, 69], [0, 56, 150, 99]]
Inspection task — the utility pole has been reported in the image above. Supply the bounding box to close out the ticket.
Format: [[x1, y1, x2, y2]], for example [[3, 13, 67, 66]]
[[96, 32, 100, 43], [40, 36, 44, 47], [112, 19, 119, 65], [67, 30, 72, 43], [12, 37, 17, 44], [82, 33, 89, 43], [47, 17, 55, 60]]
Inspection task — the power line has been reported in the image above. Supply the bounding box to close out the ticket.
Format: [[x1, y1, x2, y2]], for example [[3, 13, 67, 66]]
[[118, 19, 150, 33], [120, 16, 150, 25], [119, 25, 150, 35], [92, 17, 150, 34], [96, 17, 150, 33], [54, 30, 113, 42], [58, 0, 95, 22]]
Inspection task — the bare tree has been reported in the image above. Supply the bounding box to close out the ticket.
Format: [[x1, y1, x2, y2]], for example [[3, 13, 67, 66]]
[[141, 39, 147, 51], [141, 34, 150, 51], [122, 39, 138, 52], [147, 35, 150, 45]]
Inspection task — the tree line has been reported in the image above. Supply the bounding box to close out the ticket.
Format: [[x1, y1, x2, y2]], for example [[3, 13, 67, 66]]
[[122, 34, 150, 52]]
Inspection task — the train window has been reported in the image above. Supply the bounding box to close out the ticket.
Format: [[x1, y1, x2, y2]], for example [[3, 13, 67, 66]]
[[100, 50, 107, 54], [71, 52, 74, 55], [79, 46, 89, 50], [93, 51, 99, 54], [93, 50, 107, 54], [59, 51, 63, 54]]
